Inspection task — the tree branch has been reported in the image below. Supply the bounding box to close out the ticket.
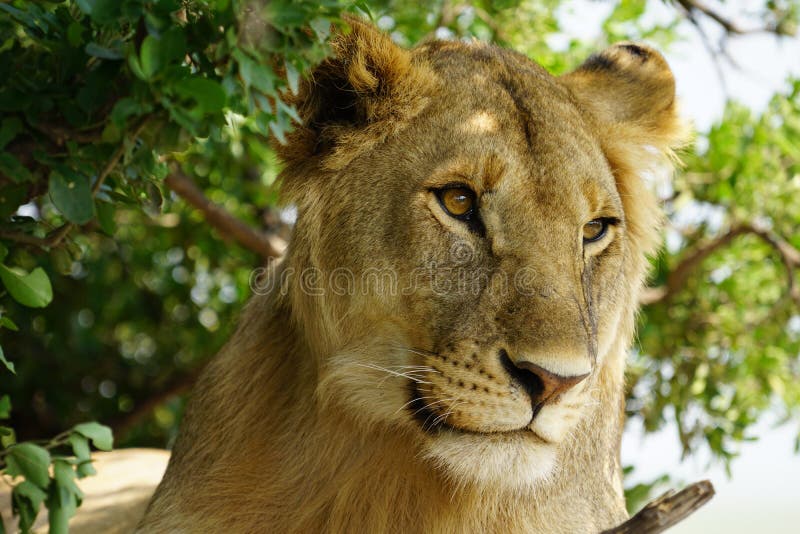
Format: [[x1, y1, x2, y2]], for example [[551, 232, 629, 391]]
[[0, 223, 70, 248], [164, 170, 284, 262], [642, 223, 800, 306], [603, 480, 715, 534], [675, 0, 790, 36]]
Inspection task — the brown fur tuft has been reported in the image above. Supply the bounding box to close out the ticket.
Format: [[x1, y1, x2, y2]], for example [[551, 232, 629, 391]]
[[278, 16, 436, 201]]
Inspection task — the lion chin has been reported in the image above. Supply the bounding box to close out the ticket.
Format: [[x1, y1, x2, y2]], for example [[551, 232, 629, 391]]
[[411, 373, 589, 491], [422, 429, 559, 491]]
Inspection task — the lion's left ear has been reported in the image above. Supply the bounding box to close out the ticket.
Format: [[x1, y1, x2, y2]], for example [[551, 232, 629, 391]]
[[560, 43, 691, 256]]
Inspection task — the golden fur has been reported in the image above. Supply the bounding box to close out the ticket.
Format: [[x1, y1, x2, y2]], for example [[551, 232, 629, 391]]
[[139, 18, 687, 533]]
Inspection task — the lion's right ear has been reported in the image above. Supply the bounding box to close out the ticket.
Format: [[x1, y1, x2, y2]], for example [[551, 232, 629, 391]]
[[276, 17, 433, 179]]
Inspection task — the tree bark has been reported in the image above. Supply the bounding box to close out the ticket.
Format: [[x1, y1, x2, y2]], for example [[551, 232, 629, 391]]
[[164, 170, 285, 262], [602, 480, 715, 534]]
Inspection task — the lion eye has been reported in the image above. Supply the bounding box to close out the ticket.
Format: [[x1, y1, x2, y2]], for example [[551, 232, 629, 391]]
[[436, 187, 476, 219], [583, 219, 608, 243]]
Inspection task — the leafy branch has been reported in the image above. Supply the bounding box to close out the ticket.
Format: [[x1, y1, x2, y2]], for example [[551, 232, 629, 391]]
[[1, 394, 112, 533], [642, 222, 800, 306]]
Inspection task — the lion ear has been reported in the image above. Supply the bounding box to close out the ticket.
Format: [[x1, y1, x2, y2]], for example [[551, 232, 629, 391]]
[[277, 17, 431, 175], [560, 43, 691, 256]]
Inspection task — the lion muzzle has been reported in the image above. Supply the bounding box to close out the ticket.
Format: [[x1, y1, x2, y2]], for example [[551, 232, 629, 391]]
[[500, 350, 589, 417]]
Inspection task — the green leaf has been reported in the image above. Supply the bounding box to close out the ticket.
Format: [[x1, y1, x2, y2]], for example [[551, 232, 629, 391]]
[[234, 50, 276, 94], [73, 422, 113, 451], [76, 460, 96, 479], [49, 168, 94, 224], [160, 27, 187, 64], [68, 433, 91, 463], [140, 35, 163, 79], [49, 459, 82, 534], [128, 53, 147, 80], [6, 443, 52, 489], [76, 0, 120, 24], [0, 345, 14, 374], [1, 426, 15, 448], [0, 394, 10, 418], [0, 265, 53, 308], [110, 97, 144, 128], [85, 42, 123, 60], [95, 201, 117, 235], [0, 117, 23, 150], [53, 460, 82, 499], [0, 153, 33, 183], [0, 184, 28, 218], [0, 314, 19, 331], [67, 21, 84, 47], [12, 480, 47, 533], [310, 17, 331, 42], [174, 78, 227, 114], [285, 60, 299, 95]]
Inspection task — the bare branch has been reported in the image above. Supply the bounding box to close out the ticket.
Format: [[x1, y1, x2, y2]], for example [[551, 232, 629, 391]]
[[164, 170, 284, 262], [602, 480, 715, 534], [681, 8, 729, 96], [642, 223, 800, 306], [675, 0, 786, 36]]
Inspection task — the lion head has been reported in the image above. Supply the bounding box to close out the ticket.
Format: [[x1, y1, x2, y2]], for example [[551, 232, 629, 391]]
[[271, 19, 687, 493]]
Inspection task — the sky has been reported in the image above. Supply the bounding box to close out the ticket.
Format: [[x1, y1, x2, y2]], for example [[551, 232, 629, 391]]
[[556, 1, 800, 531]]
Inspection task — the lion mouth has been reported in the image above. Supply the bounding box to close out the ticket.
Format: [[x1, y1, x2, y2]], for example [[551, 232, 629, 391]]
[[407, 384, 551, 443]]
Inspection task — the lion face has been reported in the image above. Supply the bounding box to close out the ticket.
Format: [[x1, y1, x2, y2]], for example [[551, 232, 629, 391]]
[[278, 21, 685, 491]]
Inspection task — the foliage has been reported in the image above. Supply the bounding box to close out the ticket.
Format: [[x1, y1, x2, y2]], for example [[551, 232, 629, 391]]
[[0, 0, 798, 529], [0, 393, 112, 533], [631, 82, 800, 461], [0, 0, 351, 528]]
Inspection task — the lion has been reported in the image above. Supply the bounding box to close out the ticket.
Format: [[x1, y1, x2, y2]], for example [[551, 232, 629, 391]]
[[138, 17, 687, 533]]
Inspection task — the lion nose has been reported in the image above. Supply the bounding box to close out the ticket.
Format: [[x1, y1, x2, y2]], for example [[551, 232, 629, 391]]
[[499, 350, 589, 410]]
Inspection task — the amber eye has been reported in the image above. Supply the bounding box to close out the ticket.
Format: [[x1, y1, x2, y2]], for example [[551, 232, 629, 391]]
[[583, 219, 609, 243], [437, 187, 476, 218]]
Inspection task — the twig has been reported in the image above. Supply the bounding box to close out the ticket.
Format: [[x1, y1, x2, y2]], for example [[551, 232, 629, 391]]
[[164, 170, 284, 262], [0, 223, 71, 249], [680, 7, 729, 96], [91, 117, 150, 195], [29, 122, 102, 146], [469, 5, 510, 43], [642, 223, 800, 306], [602, 480, 715, 534], [1, 118, 151, 249], [675, 0, 782, 35]]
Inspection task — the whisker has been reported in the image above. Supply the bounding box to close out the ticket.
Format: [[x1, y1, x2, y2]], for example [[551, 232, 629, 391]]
[[354, 363, 433, 385], [394, 395, 439, 415], [412, 397, 453, 417]]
